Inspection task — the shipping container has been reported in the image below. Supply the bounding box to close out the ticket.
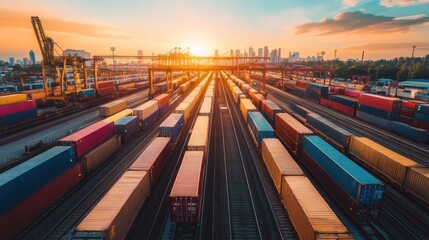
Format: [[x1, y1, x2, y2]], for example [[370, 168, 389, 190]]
[[415, 112, 429, 123], [129, 137, 172, 186], [416, 104, 429, 114], [0, 100, 36, 117], [101, 109, 133, 123], [261, 139, 303, 194], [247, 112, 275, 146], [290, 104, 313, 119], [115, 116, 140, 142], [344, 90, 362, 98], [98, 81, 115, 88], [356, 110, 391, 129], [296, 81, 308, 89], [154, 93, 170, 109], [274, 112, 314, 157], [60, 121, 114, 158], [303, 136, 384, 205], [0, 108, 37, 127], [73, 171, 150, 240], [330, 95, 357, 108], [159, 113, 184, 143], [320, 97, 331, 107], [357, 104, 400, 120], [239, 98, 257, 122], [0, 164, 82, 240], [261, 100, 283, 126], [413, 119, 429, 131], [133, 100, 158, 120], [174, 101, 192, 123], [404, 167, 429, 205], [0, 94, 27, 106], [199, 97, 212, 116], [330, 101, 356, 117], [169, 151, 204, 223], [98, 86, 116, 96], [389, 121, 428, 142], [79, 89, 95, 98], [293, 87, 306, 98], [281, 176, 352, 240], [348, 137, 423, 186], [188, 116, 210, 151], [99, 100, 128, 117], [358, 94, 401, 112], [117, 83, 136, 91], [306, 114, 354, 150], [0, 146, 76, 215], [251, 93, 265, 109], [82, 136, 121, 174], [401, 100, 425, 110], [305, 83, 329, 102]]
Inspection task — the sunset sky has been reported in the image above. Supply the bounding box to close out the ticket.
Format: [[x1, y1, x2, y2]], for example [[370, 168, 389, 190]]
[[1, 0, 429, 61]]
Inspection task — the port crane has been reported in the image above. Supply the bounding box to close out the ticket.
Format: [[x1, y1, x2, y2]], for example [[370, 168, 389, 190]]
[[31, 16, 89, 103]]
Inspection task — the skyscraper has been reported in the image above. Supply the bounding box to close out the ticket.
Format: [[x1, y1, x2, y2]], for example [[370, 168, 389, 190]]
[[249, 46, 254, 58], [263, 46, 269, 63], [137, 50, 143, 65], [23, 58, 29, 65], [278, 48, 282, 63], [9, 57, 15, 65], [29, 50, 36, 65]]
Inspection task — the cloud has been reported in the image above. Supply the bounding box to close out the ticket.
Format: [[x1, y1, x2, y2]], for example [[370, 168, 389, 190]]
[[380, 0, 429, 8], [343, 0, 360, 7], [0, 7, 128, 39], [342, 42, 429, 51], [294, 11, 429, 35]]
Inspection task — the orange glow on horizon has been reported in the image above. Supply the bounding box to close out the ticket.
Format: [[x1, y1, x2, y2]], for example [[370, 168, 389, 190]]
[[187, 41, 211, 56]]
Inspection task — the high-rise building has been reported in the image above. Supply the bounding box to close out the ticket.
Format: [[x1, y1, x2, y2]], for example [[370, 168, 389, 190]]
[[29, 50, 36, 65], [23, 58, 29, 65], [137, 50, 143, 65], [270, 49, 278, 63], [278, 48, 282, 63], [9, 57, 15, 65], [235, 49, 241, 57], [263, 46, 269, 63], [249, 46, 254, 58]]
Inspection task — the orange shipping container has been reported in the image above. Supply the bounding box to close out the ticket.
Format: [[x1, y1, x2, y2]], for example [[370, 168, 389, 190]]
[[404, 167, 429, 205], [81, 136, 121, 174], [99, 100, 128, 117], [239, 98, 257, 122], [281, 176, 353, 240], [187, 116, 209, 151]]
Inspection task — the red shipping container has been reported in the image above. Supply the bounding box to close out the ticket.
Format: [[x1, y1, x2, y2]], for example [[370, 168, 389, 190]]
[[296, 81, 307, 89], [0, 100, 36, 117], [400, 108, 414, 117], [98, 80, 115, 88], [60, 121, 114, 158], [330, 101, 355, 117], [344, 90, 362, 98], [402, 100, 426, 110], [320, 98, 331, 107], [0, 164, 82, 240], [399, 115, 413, 124], [98, 87, 116, 96], [154, 93, 170, 108], [284, 81, 297, 90], [413, 120, 429, 131], [169, 151, 204, 223], [128, 137, 171, 186], [358, 94, 401, 112]]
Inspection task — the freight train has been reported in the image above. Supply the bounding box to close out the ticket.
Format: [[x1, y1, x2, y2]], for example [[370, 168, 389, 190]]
[[0, 74, 206, 239]]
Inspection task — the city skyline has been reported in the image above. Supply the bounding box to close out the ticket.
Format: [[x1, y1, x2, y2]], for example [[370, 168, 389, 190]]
[[1, 0, 429, 60]]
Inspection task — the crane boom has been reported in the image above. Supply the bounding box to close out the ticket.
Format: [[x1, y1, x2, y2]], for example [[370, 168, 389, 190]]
[[31, 16, 56, 67]]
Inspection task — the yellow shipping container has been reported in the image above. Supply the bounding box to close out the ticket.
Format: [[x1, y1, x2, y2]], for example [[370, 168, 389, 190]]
[[187, 116, 209, 151], [281, 176, 353, 240], [199, 97, 212, 116], [102, 109, 133, 123], [404, 167, 429, 205], [82, 136, 121, 174], [239, 98, 257, 122], [349, 137, 423, 186], [174, 101, 192, 123], [99, 100, 128, 117], [0, 94, 28, 106]]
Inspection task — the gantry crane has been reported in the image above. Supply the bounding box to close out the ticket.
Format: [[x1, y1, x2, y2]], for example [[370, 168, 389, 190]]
[[31, 16, 88, 103]]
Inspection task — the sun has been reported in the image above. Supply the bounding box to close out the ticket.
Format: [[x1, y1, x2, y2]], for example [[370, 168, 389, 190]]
[[188, 42, 210, 56]]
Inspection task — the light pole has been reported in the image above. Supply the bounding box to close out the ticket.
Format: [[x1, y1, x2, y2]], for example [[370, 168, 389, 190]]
[[110, 47, 116, 74], [406, 45, 416, 81]]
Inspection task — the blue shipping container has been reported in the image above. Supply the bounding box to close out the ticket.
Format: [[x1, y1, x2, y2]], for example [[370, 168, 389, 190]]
[[159, 103, 169, 116], [358, 104, 400, 120], [0, 108, 37, 127], [356, 110, 392, 129], [330, 95, 357, 108], [293, 87, 306, 98], [290, 104, 314, 119], [306, 113, 353, 149], [306, 83, 329, 101], [159, 113, 184, 143], [115, 116, 140, 142], [0, 146, 76, 214], [142, 110, 159, 131], [79, 89, 95, 98], [247, 111, 275, 145], [414, 112, 429, 123], [416, 104, 429, 114], [389, 121, 428, 143], [303, 136, 385, 205]]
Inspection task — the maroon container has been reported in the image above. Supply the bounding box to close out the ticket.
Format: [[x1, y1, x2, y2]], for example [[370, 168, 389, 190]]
[[98, 87, 116, 96], [60, 121, 114, 158], [344, 90, 362, 98], [330, 101, 355, 117], [128, 137, 171, 186], [413, 120, 429, 131], [0, 164, 82, 240], [98, 80, 115, 88], [358, 94, 401, 112], [0, 100, 36, 117], [154, 94, 170, 108], [320, 98, 331, 107], [402, 100, 426, 109]]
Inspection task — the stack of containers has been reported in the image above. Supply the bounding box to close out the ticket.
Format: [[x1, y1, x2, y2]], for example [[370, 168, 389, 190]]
[[306, 113, 354, 151], [187, 116, 209, 151], [99, 100, 128, 117], [302, 136, 385, 223], [344, 89, 362, 98], [81, 136, 121, 174], [0, 94, 37, 127], [129, 137, 172, 186], [114, 116, 140, 142], [305, 83, 329, 103], [0, 146, 80, 239], [102, 109, 133, 123], [247, 112, 275, 147], [154, 93, 170, 116], [159, 113, 184, 143], [239, 99, 258, 122], [399, 100, 423, 124], [261, 100, 283, 126], [414, 104, 429, 131], [293, 81, 307, 98], [78, 89, 95, 98], [73, 171, 150, 240], [251, 93, 265, 109], [330, 95, 358, 117], [199, 97, 212, 116], [357, 94, 401, 121], [133, 100, 159, 130], [98, 80, 116, 96], [274, 112, 314, 157], [283, 80, 296, 91], [290, 104, 314, 119]]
